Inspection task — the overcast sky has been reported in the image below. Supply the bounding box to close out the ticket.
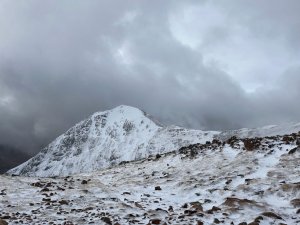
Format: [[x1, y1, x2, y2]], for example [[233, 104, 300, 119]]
[[0, 0, 300, 153]]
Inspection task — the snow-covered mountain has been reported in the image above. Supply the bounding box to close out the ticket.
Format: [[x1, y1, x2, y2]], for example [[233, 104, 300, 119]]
[[7, 105, 300, 177], [3, 105, 300, 224], [8, 105, 219, 177]]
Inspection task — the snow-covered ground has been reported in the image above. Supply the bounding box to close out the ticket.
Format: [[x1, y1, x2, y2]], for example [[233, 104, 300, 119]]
[[1, 133, 300, 224]]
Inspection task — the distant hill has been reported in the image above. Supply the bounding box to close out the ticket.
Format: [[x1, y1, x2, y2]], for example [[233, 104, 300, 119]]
[[0, 145, 31, 173]]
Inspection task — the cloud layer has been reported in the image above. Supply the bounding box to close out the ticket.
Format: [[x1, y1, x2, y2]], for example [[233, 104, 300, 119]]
[[0, 0, 300, 153]]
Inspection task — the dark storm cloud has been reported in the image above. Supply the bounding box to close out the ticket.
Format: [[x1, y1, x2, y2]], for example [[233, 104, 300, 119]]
[[0, 0, 299, 153]]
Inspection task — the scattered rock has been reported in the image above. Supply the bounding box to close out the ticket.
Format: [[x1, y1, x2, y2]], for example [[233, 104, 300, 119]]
[[282, 135, 294, 144], [150, 219, 161, 224], [42, 198, 51, 202], [31, 182, 44, 188], [155, 154, 161, 159], [206, 206, 221, 214], [184, 209, 197, 215], [280, 182, 300, 193], [155, 186, 161, 191], [214, 218, 220, 224], [81, 180, 88, 184], [101, 216, 112, 225], [291, 199, 300, 207], [243, 138, 261, 151], [225, 179, 232, 185], [227, 136, 238, 147], [190, 201, 203, 211], [168, 206, 173, 212], [261, 211, 282, 220], [41, 187, 50, 192], [223, 197, 260, 208], [254, 216, 263, 222], [59, 200, 69, 205], [134, 202, 143, 209], [288, 147, 299, 154], [181, 203, 188, 208]]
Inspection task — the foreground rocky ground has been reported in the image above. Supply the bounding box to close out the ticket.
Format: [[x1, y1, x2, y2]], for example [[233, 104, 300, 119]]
[[1, 133, 300, 224]]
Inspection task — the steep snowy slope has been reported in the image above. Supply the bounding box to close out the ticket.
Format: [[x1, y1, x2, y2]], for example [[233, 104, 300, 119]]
[[8, 105, 218, 177]]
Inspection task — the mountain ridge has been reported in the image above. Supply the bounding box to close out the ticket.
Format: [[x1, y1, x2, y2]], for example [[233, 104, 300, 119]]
[[8, 105, 218, 177], [7, 105, 300, 177]]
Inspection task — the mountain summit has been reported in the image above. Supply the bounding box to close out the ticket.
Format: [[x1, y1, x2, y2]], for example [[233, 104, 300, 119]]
[[8, 105, 218, 177]]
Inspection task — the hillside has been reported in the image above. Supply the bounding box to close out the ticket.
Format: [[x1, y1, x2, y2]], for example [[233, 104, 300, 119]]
[[1, 132, 300, 224]]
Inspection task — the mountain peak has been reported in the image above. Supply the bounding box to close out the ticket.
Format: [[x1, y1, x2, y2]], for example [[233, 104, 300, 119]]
[[92, 105, 164, 127], [9, 106, 217, 177], [104, 105, 141, 114]]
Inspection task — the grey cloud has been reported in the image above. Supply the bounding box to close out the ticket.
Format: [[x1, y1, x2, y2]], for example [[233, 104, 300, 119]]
[[216, 0, 300, 52], [0, 0, 299, 154]]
